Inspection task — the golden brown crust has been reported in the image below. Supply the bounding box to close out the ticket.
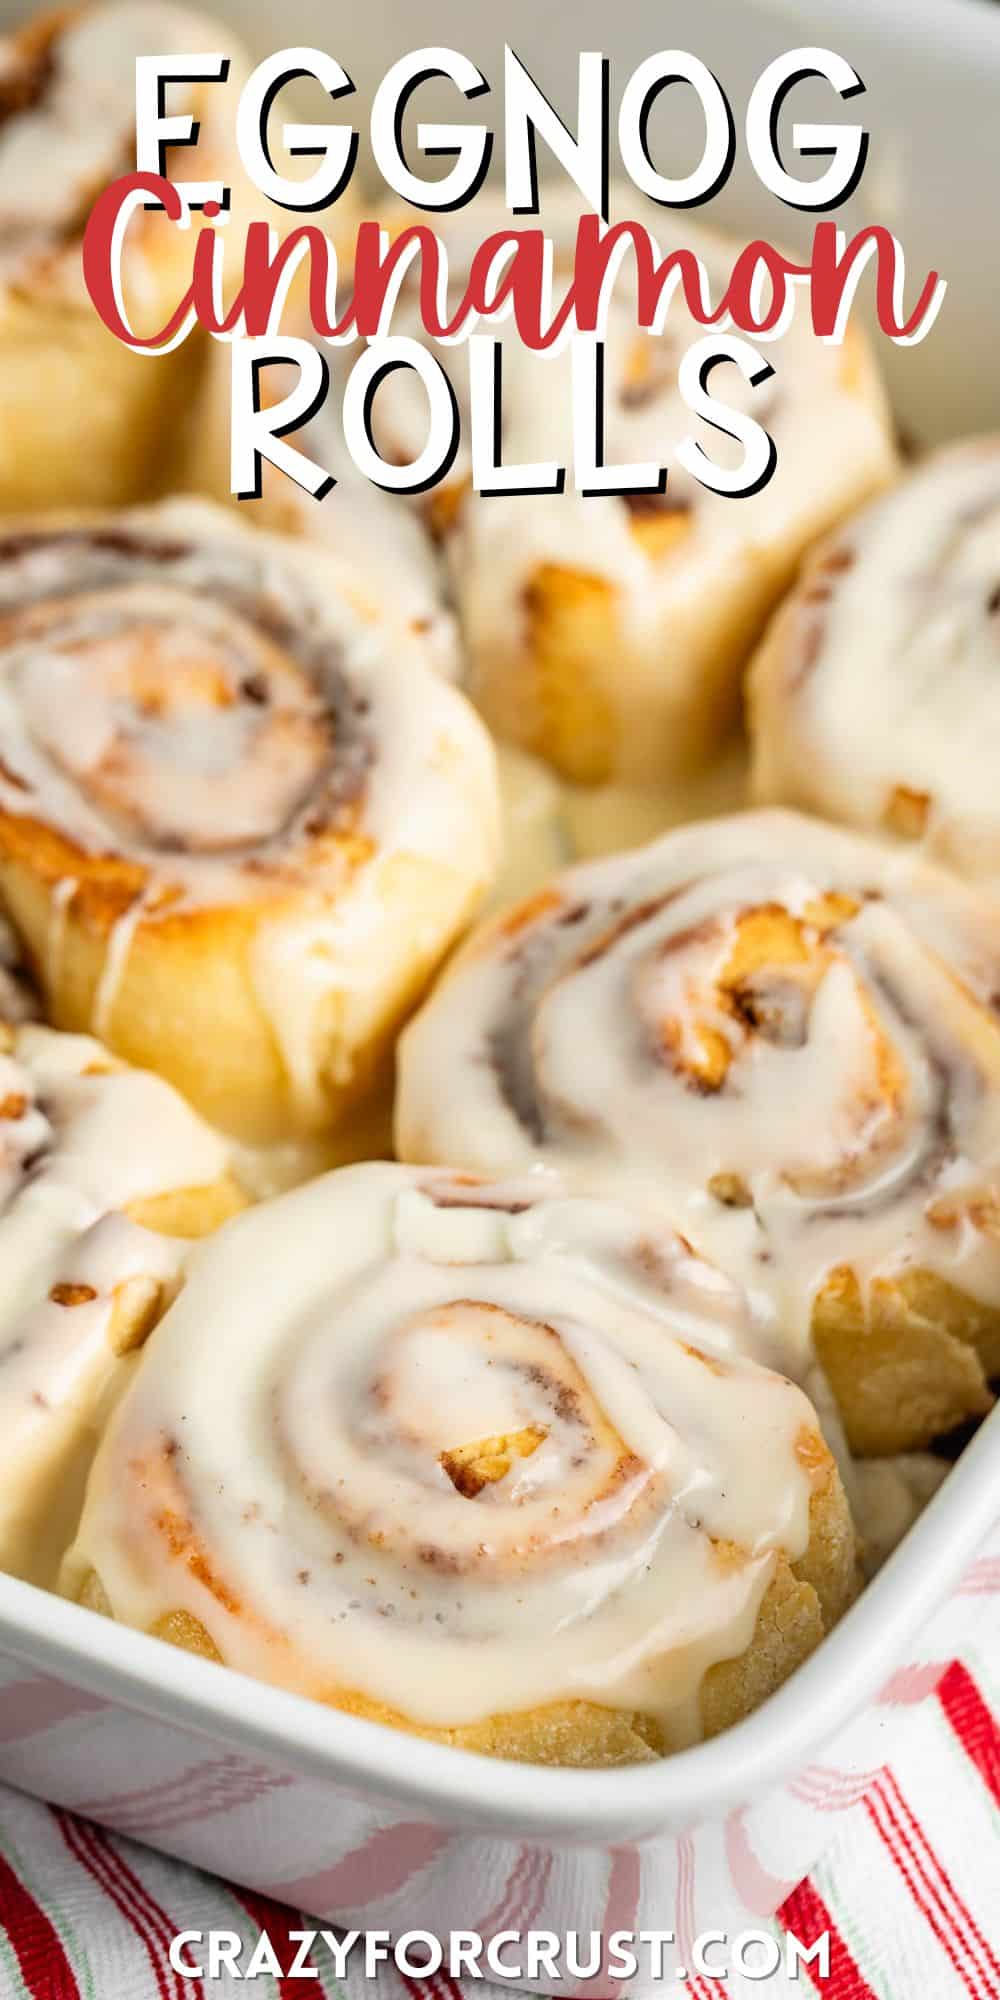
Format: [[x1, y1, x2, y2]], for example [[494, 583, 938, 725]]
[[2, 843, 481, 1148], [518, 565, 620, 785], [472, 545, 817, 788], [812, 1266, 997, 1457], [0, 2, 272, 510], [126, 1179, 249, 1241], [72, 1448, 856, 1767], [0, 298, 206, 514]]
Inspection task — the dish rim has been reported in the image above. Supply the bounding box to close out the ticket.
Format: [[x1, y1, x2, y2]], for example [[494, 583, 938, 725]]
[[0, 1407, 995, 1844]]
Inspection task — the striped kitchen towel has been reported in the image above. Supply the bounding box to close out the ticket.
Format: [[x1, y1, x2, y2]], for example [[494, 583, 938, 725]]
[[0, 1610, 997, 1996]]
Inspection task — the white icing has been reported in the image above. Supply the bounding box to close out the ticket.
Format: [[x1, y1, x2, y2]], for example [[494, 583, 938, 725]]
[[397, 809, 1000, 1368], [63, 1162, 830, 1743], [0, 499, 499, 1122], [751, 441, 1000, 880], [0, 3, 234, 295], [0, 1019, 231, 1581]]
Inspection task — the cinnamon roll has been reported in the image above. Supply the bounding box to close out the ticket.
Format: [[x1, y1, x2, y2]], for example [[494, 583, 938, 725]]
[[0, 3, 259, 511], [0, 1014, 243, 1583], [178, 348, 568, 907], [750, 441, 1000, 882], [175, 342, 463, 684], [61, 1163, 857, 1765], [364, 191, 895, 786], [397, 810, 1000, 1456], [0, 498, 499, 1148]]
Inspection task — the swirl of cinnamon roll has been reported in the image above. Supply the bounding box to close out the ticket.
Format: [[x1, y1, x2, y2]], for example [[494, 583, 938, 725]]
[[61, 1162, 857, 1765], [0, 1012, 244, 1583], [0, 497, 499, 1150], [397, 810, 1000, 1456], [176, 345, 570, 909], [0, 2, 259, 510], [359, 188, 896, 788], [750, 442, 1000, 882], [174, 342, 465, 686]]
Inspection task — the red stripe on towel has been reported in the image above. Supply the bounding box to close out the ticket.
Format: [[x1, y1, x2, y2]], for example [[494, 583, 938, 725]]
[[0, 1846, 80, 2000]]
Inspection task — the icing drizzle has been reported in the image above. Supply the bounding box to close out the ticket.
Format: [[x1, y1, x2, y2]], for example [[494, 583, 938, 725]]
[[63, 1162, 831, 1744]]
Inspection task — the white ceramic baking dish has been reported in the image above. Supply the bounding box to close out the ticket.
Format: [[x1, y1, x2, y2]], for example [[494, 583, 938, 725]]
[[1, 0, 999, 1975], [0, 1414, 996, 1984]]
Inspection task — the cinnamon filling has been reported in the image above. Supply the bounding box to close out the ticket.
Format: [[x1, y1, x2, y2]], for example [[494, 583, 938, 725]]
[[484, 854, 972, 1235], [0, 527, 377, 856]]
